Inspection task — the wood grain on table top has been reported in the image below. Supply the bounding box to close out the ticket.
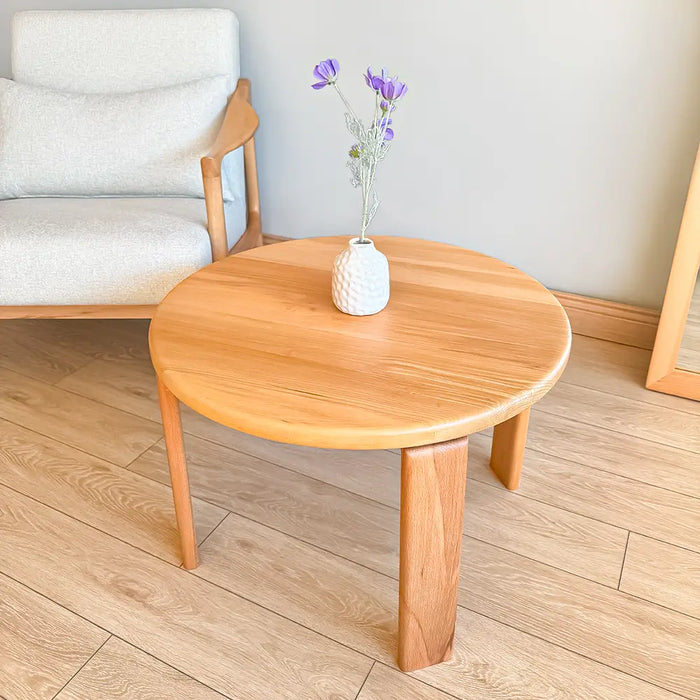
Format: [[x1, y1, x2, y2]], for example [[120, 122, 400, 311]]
[[150, 237, 571, 449]]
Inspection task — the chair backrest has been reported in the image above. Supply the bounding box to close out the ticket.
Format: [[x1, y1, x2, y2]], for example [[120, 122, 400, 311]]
[[11, 9, 240, 93], [10, 9, 244, 206]]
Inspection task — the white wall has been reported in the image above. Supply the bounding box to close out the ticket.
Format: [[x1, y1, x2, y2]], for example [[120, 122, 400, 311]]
[[2, 0, 700, 308]]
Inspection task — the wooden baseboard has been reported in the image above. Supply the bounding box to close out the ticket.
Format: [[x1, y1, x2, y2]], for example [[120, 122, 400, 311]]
[[262, 233, 290, 245], [553, 292, 660, 350], [263, 235, 660, 350]]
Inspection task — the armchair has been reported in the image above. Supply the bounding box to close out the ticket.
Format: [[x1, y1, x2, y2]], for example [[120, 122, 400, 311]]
[[0, 9, 261, 320]]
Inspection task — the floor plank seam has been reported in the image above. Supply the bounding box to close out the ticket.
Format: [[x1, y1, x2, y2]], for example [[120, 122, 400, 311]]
[[618, 589, 700, 623], [0, 489, 380, 679], [0, 411, 161, 474], [466, 472, 634, 532], [49, 635, 112, 699], [466, 472, 700, 554], [0, 541, 374, 696], [185, 413, 699, 506], [5, 393, 696, 546], [453, 601, 696, 700], [178, 475, 632, 593], [533, 403, 699, 454], [35, 334, 700, 480], [45, 384, 163, 436], [134, 426, 699, 576], [3, 559, 684, 700], [510, 441, 700, 500], [0, 569, 119, 641], [105, 635, 235, 699], [617, 531, 631, 590], [121, 431, 167, 472], [4, 416, 691, 647], [0, 480, 192, 572], [191, 510, 696, 695], [1, 559, 234, 698], [397, 665, 464, 700], [626, 532, 700, 559], [557, 377, 700, 418], [18, 349, 698, 500], [0, 362, 78, 388], [182, 566, 378, 668], [53, 381, 162, 433], [53, 356, 104, 386], [197, 510, 231, 550], [353, 661, 375, 699], [177, 431, 405, 509]]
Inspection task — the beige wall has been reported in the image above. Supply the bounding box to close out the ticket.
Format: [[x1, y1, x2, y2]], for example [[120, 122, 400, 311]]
[[2, 0, 700, 308]]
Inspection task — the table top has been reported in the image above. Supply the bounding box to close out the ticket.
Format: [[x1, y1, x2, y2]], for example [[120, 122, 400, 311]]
[[149, 236, 571, 450]]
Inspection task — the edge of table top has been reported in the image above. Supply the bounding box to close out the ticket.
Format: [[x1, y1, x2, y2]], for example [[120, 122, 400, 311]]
[[150, 236, 572, 450]]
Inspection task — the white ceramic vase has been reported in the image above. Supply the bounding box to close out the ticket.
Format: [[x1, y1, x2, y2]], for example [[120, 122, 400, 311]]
[[332, 237, 390, 316]]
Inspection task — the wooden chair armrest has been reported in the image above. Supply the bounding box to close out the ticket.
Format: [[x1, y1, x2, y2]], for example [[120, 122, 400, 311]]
[[201, 78, 262, 261], [201, 78, 259, 178]]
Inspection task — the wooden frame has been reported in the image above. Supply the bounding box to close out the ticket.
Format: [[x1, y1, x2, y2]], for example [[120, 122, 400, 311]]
[[646, 144, 700, 401], [0, 79, 262, 321], [202, 78, 262, 261]]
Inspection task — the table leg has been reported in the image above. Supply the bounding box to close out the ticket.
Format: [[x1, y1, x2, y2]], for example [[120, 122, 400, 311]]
[[398, 436, 469, 671], [490, 407, 531, 490], [157, 378, 199, 570]]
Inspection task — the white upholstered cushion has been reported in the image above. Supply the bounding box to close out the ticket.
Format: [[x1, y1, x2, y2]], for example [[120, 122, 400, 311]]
[[0, 197, 246, 305], [11, 9, 239, 94], [0, 76, 234, 200], [9, 9, 244, 205]]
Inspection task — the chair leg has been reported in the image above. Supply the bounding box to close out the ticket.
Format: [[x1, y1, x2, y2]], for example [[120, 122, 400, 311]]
[[398, 436, 469, 671], [490, 407, 531, 490], [157, 378, 199, 569]]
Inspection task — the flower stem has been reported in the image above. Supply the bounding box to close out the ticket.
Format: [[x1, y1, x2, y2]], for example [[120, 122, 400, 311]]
[[333, 83, 362, 126], [360, 94, 381, 242]]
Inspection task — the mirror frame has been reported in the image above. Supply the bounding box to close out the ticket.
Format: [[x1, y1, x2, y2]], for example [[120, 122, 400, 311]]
[[647, 143, 700, 401]]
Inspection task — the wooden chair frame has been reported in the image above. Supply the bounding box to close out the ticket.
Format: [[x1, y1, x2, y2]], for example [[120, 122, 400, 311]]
[[646, 143, 700, 400], [0, 78, 262, 321]]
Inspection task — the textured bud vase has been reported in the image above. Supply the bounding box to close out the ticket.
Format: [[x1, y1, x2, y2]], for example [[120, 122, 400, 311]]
[[332, 237, 390, 316]]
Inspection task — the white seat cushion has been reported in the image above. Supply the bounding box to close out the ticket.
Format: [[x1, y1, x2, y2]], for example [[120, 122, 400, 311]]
[[0, 197, 245, 305]]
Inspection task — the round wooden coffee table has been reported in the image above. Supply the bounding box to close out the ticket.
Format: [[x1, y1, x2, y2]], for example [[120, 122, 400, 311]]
[[149, 236, 571, 672]]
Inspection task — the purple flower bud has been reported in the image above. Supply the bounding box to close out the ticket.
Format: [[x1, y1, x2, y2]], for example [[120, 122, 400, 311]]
[[349, 144, 362, 158], [380, 100, 392, 112], [312, 58, 340, 90], [380, 77, 408, 102], [377, 117, 394, 141], [364, 66, 388, 91]]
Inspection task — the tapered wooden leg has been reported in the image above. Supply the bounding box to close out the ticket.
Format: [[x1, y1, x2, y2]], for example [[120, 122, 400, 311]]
[[398, 436, 469, 671], [490, 407, 530, 490], [157, 378, 199, 570]]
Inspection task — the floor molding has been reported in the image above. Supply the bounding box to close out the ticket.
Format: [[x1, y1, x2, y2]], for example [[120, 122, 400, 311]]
[[553, 292, 659, 351], [262, 234, 660, 350]]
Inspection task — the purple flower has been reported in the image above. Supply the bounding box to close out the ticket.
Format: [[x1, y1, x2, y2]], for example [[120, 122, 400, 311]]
[[312, 58, 340, 89], [380, 77, 408, 102], [378, 117, 394, 141], [380, 100, 393, 112], [365, 66, 388, 91]]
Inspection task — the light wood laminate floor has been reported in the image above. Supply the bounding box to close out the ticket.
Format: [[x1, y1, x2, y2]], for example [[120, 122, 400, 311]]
[[0, 320, 698, 700]]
